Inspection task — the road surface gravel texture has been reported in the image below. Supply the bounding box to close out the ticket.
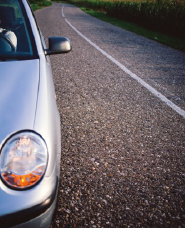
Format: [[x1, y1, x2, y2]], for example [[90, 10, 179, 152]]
[[35, 3, 185, 228]]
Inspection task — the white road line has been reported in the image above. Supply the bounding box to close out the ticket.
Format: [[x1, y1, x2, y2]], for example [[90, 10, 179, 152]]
[[61, 6, 65, 17], [62, 6, 185, 119]]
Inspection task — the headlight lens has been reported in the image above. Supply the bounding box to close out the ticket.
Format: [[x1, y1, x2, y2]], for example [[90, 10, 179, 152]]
[[0, 131, 48, 189]]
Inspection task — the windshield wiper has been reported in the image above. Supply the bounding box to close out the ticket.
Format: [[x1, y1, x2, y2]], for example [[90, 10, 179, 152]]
[[0, 58, 17, 61], [0, 52, 38, 60]]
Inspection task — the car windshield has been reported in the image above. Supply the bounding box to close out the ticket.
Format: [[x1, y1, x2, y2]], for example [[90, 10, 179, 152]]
[[0, 0, 37, 60]]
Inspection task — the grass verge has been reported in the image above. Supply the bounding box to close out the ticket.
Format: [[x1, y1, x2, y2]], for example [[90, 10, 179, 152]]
[[80, 6, 185, 52], [31, 0, 52, 11]]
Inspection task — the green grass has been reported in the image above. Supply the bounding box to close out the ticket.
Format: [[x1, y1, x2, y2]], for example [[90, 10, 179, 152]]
[[80, 7, 185, 52], [31, 3, 41, 11], [30, 0, 52, 11]]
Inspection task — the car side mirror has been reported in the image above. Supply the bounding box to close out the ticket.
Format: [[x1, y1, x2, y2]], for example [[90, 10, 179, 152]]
[[45, 37, 72, 55]]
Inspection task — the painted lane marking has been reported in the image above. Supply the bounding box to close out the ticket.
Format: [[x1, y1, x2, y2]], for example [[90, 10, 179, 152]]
[[62, 6, 185, 119], [61, 6, 65, 17]]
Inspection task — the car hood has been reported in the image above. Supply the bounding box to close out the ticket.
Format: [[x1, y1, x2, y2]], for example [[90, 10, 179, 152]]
[[0, 59, 39, 144]]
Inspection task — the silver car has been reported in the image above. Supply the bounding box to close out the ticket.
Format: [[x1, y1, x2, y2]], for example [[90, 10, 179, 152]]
[[0, 0, 71, 227]]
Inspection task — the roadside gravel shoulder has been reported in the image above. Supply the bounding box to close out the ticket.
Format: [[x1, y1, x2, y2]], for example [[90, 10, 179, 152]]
[[35, 4, 185, 228]]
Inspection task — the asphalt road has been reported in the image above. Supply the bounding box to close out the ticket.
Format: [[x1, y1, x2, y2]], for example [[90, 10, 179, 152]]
[[35, 3, 185, 228]]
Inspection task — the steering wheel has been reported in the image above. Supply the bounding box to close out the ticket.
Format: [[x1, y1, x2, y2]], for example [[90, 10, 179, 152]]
[[0, 32, 15, 52]]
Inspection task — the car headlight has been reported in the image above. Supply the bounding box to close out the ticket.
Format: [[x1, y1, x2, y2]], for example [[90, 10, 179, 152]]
[[0, 131, 48, 190]]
